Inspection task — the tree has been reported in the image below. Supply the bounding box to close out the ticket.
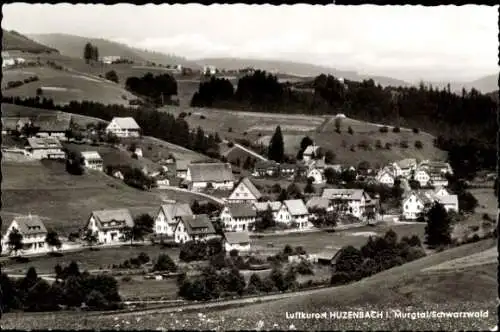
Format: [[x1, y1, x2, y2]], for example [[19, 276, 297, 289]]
[[304, 177, 315, 194], [348, 126, 354, 135], [221, 267, 246, 295], [458, 191, 478, 214], [247, 273, 263, 294], [133, 213, 154, 236], [297, 136, 313, 160], [286, 183, 303, 200], [7, 228, 23, 256], [83, 42, 93, 63], [414, 140, 423, 149], [277, 188, 288, 202], [334, 117, 342, 133], [334, 246, 363, 277], [105, 70, 119, 83], [45, 230, 62, 252], [255, 206, 275, 231], [324, 150, 336, 163], [424, 202, 452, 246], [83, 230, 98, 248], [153, 254, 177, 272], [268, 126, 285, 163]]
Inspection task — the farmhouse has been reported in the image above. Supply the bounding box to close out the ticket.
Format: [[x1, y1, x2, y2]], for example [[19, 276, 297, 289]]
[[433, 187, 451, 197], [276, 199, 311, 229], [1, 117, 31, 135], [306, 196, 333, 220], [401, 191, 432, 220], [25, 137, 65, 160], [428, 172, 449, 188], [419, 160, 453, 175], [392, 158, 418, 178], [106, 117, 141, 138], [253, 201, 282, 220], [227, 177, 262, 203], [154, 202, 194, 237], [2, 215, 48, 255], [186, 163, 235, 191], [34, 114, 71, 140], [376, 169, 395, 187], [223, 231, 251, 253], [174, 214, 216, 244], [307, 167, 325, 184], [175, 160, 190, 179], [85, 209, 135, 244], [101, 55, 121, 64], [314, 249, 342, 266], [322, 188, 373, 219], [203, 65, 217, 75], [434, 194, 459, 213], [303, 144, 321, 163], [253, 160, 279, 177], [414, 169, 431, 187], [81, 151, 104, 171], [220, 203, 257, 232]]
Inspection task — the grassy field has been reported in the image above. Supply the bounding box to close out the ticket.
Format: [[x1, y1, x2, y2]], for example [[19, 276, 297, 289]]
[[3, 239, 495, 330], [2, 65, 136, 106], [1, 160, 169, 234]]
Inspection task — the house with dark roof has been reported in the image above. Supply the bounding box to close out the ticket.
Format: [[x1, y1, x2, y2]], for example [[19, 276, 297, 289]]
[[220, 203, 257, 232], [25, 137, 65, 160], [154, 202, 194, 237], [106, 117, 141, 138], [85, 209, 134, 244], [252, 160, 279, 178], [227, 177, 262, 203], [2, 214, 48, 255], [186, 162, 235, 191], [253, 201, 282, 220], [175, 160, 190, 179], [34, 114, 71, 140], [306, 197, 333, 219], [173, 214, 216, 243], [223, 231, 251, 253]]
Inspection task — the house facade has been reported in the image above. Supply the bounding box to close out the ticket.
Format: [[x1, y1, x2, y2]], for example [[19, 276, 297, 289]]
[[376, 169, 395, 187], [85, 209, 135, 244], [227, 177, 262, 203], [276, 199, 311, 229], [105, 117, 141, 138], [392, 158, 418, 178], [34, 114, 70, 140], [175, 160, 189, 179], [186, 163, 235, 191], [402, 192, 431, 220], [253, 201, 282, 220], [2, 215, 48, 255], [307, 167, 325, 184], [322, 188, 372, 219], [414, 169, 431, 187], [219, 203, 257, 232], [154, 203, 194, 237], [252, 161, 279, 177], [303, 145, 320, 163], [223, 231, 251, 253], [25, 137, 65, 160], [173, 214, 216, 244], [81, 151, 104, 171]]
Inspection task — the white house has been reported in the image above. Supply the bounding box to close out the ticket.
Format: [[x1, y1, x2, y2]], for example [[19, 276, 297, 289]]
[[175, 160, 190, 179], [2, 57, 16, 68], [401, 191, 432, 220], [303, 144, 320, 163], [392, 158, 418, 178], [2, 215, 48, 255], [186, 163, 235, 191], [322, 188, 373, 220], [429, 172, 449, 188], [223, 231, 251, 253], [276, 199, 311, 229], [414, 169, 431, 187], [227, 177, 262, 203], [25, 137, 65, 160], [253, 201, 282, 220], [219, 203, 257, 232], [307, 167, 325, 184], [203, 65, 217, 75], [105, 117, 141, 138], [134, 147, 143, 158], [419, 160, 453, 175], [154, 203, 194, 237], [173, 214, 216, 244], [101, 55, 121, 64], [85, 209, 134, 244], [433, 187, 450, 197], [15, 57, 26, 65], [305, 197, 333, 220], [81, 151, 104, 171], [434, 194, 459, 213], [376, 169, 395, 187]]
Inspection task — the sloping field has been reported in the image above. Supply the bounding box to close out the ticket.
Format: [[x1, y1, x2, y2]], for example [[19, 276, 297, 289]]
[[1, 160, 166, 234], [2, 66, 136, 106], [2, 30, 59, 53], [2, 239, 495, 330]]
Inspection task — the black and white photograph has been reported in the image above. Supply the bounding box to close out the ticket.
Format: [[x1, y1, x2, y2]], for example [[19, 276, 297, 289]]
[[0, 3, 498, 330]]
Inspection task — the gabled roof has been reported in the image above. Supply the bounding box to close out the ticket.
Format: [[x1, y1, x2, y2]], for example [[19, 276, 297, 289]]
[[303, 145, 320, 156], [160, 203, 194, 225], [284, 199, 308, 216], [11, 215, 47, 235], [253, 201, 282, 212], [90, 209, 134, 230], [322, 188, 366, 201], [81, 151, 102, 160], [403, 191, 433, 205], [26, 137, 62, 149], [180, 214, 215, 236], [226, 203, 257, 218], [306, 196, 330, 210], [233, 177, 262, 199], [109, 117, 140, 130], [224, 231, 251, 244], [436, 194, 458, 206], [395, 158, 417, 169], [188, 163, 234, 182], [254, 160, 279, 169]]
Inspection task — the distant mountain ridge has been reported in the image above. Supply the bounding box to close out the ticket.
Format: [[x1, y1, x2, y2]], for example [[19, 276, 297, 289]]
[[27, 33, 201, 68], [2, 30, 59, 53], [425, 73, 499, 94]]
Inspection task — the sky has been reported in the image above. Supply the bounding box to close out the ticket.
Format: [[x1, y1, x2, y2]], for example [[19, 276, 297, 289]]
[[2, 4, 498, 82]]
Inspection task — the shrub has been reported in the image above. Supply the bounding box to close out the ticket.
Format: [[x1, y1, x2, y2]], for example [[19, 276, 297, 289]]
[[330, 272, 352, 285], [379, 126, 389, 133], [412, 128, 420, 134], [153, 254, 177, 272], [227, 141, 234, 148], [375, 140, 382, 149], [348, 126, 354, 135], [121, 276, 132, 282], [200, 115, 206, 119], [392, 126, 400, 133], [482, 213, 491, 221], [414, 140, 423, 149], [295, 261, 314, 275], [385, 142, 392, 150], [228, 127, 233, 132], [400, 141, 409, 149]]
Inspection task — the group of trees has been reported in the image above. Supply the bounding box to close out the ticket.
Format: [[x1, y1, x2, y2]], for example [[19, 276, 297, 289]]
[[83, 42, 99, 64], [121, 213, 155, 244], [105, 70, 119, 83], [190, 71, 496, 177], [178, 238, 224, 262], [330, 230, 426, 285], [125, 73, 178, 106], [2, 97, 220, 157], [1, 262, 121, 313]]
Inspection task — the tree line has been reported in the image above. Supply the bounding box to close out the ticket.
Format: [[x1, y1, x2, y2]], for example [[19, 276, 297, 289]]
[[189, 71, 497, 176], [125, 73, 178, 106], [2, 97, 220, 157]]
